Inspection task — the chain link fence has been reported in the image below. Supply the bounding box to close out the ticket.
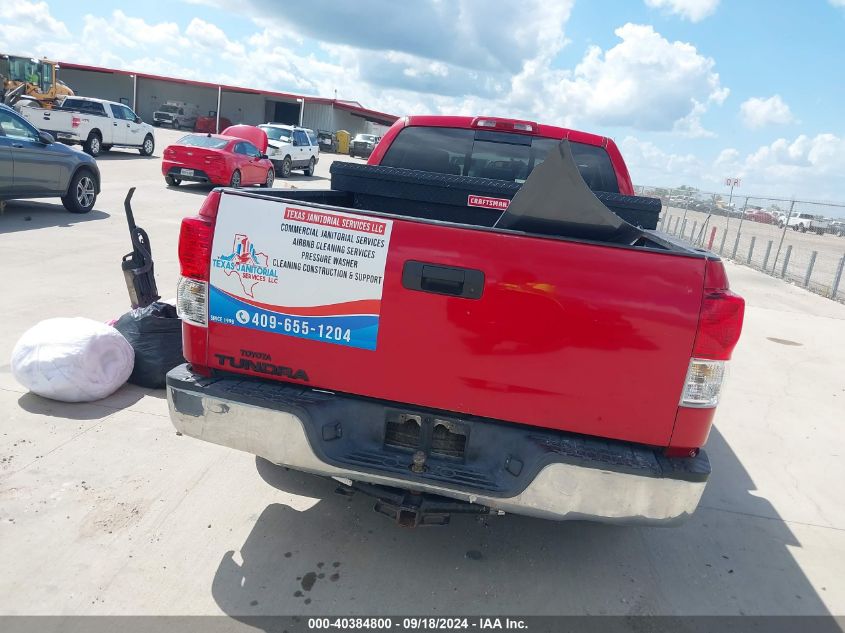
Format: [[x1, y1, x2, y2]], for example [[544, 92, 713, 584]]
[[635, 186, 845, 303]]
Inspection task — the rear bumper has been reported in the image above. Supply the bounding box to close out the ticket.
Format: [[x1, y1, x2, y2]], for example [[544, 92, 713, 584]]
[[163, 164, 223, 185], [166, 365, 709, 525]]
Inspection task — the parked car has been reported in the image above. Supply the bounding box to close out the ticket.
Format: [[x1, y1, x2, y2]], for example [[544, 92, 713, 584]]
[[194, 112, 232, 134], [784, 212, 829, 235], [827, 220, 845, 237], [258, 123, 319, 177], [744, 208, 775, 224], [349, 133, 379, 158], [153, 101, 199, 129], [19, 96, 154, 157], [0, 103, 100, 213], [167, 115, 744, 528], [161, 125, 274, 188], [317, 130, 336, 152]]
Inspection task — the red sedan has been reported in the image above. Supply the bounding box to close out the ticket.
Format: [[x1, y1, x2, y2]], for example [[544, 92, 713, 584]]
[[162, 125, 275, 188]]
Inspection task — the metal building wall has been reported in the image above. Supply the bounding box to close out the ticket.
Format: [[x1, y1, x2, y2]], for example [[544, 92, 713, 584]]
[[301, 102, 334, 131], [219, 91, 266, 126], [330, 108, 370, 135], [59, 68, 133, 106], [135, 79, 218, 124]]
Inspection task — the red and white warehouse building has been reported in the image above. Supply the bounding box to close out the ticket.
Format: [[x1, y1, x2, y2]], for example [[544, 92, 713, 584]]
[[57, 61, 398, 135]]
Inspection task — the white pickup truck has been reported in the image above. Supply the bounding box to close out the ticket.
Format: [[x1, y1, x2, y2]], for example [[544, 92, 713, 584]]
[[20, 97, 156, 157], [784, 212, 829, 235]]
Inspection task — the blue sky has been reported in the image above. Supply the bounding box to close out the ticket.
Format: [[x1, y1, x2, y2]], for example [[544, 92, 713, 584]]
[[3, 0, 844, 202]]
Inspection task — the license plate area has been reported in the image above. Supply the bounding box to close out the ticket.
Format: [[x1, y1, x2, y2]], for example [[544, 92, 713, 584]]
[[180, 168, 194, 176], [384, 412, 468, 461]]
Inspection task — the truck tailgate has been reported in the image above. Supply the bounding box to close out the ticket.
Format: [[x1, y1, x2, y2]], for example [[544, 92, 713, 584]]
[[203, 191, 704, 447]]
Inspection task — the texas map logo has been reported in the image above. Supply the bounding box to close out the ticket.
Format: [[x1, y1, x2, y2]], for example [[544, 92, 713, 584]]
[[212, 234, 278, 297]]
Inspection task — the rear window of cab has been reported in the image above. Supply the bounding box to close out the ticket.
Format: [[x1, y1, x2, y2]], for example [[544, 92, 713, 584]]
[[380, 126, 620, 193]]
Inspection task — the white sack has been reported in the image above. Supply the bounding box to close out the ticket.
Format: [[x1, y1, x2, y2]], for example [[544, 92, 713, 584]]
[[11, 318, 134, 402]]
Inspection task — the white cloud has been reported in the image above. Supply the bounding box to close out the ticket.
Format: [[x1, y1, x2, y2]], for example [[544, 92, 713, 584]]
[[829, 0, 845, 7], [83, 11, 182, 51], [624, 133, 845, 200], [0, 2, 726, 146], [0, 0, 70, 52], [246, 0, 574, 75], [185, 18, 245, 58], [644, 0, 719, 22], [740, 95, 795, 129], [620, 136, 704, 186], [505, 24, 727, 133]]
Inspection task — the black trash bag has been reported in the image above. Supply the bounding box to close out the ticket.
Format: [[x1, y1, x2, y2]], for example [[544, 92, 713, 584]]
[[114, 301, 185, 389]]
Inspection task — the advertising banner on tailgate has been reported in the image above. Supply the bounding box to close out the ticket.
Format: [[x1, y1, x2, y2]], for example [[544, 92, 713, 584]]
[[209, 192, 393, 350]]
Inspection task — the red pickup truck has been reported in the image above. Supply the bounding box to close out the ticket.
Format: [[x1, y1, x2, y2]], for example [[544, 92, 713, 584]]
[[168, 115, 744, 527]]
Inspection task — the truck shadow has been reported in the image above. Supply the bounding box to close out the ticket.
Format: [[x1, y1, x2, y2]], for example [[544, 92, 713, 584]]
[[0, 202, 109, 234], [95, 151, 157, 161], [210, 427, 830, 620]]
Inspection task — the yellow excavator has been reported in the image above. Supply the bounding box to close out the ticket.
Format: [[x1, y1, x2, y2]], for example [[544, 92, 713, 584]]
[[1, 54, 74, 109]]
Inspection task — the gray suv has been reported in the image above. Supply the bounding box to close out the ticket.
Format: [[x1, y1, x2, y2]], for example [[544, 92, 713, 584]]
[[0, 103, 100, 213]]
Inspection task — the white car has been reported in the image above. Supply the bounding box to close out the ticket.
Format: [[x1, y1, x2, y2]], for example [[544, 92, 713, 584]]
[[20, 97, 155, 157], [258, 123, 319, 177], [784, 212, 829, 235]]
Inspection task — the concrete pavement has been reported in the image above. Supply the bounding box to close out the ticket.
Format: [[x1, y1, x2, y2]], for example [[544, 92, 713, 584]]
[[0, 130, 843, 616]]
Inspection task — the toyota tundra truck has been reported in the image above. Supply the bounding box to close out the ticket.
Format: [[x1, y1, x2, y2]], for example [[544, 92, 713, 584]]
[[167, 116, 744, 527]]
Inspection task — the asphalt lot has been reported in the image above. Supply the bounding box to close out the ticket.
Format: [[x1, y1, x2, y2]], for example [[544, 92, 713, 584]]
[[1, 127, 844, 618]]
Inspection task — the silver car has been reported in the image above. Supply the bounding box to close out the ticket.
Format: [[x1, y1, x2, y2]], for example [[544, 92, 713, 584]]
[[0, 103, 100, 213]]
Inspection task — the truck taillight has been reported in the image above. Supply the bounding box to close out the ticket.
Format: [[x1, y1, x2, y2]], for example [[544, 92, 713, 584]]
[[680, 259, 745, 409], [693, 260, 745, 361], [176, 191, 221, 328], [178, 215, 214, 280], [177, 190, 221, 281], [71, 116, 80, 128], [176, 277, 208, 327], [680, 359, 726, 408]]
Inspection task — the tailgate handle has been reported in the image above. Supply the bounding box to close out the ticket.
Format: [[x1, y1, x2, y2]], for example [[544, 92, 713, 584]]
[[402, 261, 484, 299]]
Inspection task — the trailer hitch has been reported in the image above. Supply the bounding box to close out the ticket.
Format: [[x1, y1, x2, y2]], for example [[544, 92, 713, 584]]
[[334, 479, 494, 528]]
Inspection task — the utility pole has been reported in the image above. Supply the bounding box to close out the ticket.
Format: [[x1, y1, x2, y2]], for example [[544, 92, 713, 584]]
[[724, 177, 741, 233]]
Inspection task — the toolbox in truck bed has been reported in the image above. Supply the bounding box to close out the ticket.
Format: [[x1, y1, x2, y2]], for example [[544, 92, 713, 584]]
[[330, 161, 662, 230]]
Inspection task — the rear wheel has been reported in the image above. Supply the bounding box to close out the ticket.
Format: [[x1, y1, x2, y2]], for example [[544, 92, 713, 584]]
[[229, 169, 241, 188], [83, 131, 101, 156], [140, 134, 155, 156], [61, 169, 97, 213], [304, 157, 316, 177], [165, 174, 181, 186]]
